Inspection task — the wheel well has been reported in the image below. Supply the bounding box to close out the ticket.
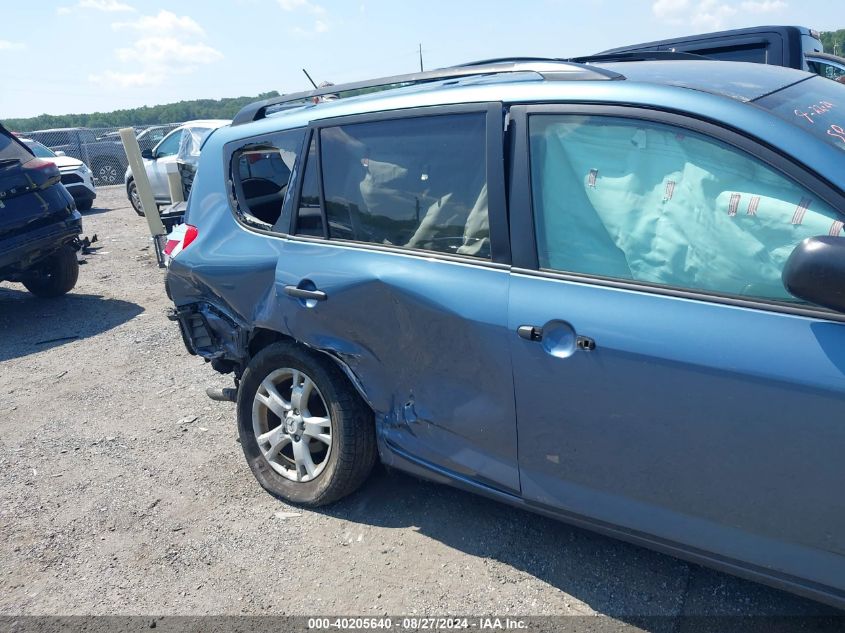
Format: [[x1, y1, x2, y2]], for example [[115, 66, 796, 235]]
[[247, 328, 375, 414], [248, 327, 294, 359]]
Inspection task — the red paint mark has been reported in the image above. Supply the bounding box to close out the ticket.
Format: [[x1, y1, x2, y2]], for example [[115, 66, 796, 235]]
[[747, 196, 760, 216], [728, 193, 741, 217], [792, 197, 812, 225]]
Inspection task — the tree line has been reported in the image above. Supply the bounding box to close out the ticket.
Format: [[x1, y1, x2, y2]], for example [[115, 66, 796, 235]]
[[4, 91, 281, 132], [821, 29, 845, 56]]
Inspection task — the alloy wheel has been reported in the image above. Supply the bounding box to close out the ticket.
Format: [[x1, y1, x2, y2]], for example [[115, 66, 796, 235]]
[[251, 367, 333, 482]]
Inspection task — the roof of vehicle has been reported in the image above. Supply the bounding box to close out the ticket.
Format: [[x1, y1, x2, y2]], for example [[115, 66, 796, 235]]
[[27, 127, 91, 133], [218, 59, 811, 141], [805, 51, 845, 64], [601, 25, 819, 55], [595, 59, 810, 101], [178, 119, 231, 129]]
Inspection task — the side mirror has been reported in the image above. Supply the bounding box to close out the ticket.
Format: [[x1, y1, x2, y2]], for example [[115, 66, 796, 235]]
[[141, 148, 154, 160], [783, 236, 845, 313], [54, 150, 66, 156]]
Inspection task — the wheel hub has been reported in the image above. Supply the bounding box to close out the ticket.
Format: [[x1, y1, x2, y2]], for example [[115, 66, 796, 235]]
[[285, 414, 300, 435]]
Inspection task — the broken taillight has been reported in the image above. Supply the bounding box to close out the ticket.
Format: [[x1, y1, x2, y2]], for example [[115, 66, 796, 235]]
[[163, 224, 198, 263], [183, 225, 198, 249]]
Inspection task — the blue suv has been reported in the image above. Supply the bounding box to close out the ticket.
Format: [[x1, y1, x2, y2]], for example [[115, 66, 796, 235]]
[[166, 58, 845, 608]]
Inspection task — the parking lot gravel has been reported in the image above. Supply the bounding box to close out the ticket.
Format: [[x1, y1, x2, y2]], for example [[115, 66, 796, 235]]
[[0, 186, 840, 626]]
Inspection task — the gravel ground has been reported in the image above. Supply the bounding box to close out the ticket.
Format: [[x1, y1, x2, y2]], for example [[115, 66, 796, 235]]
[[0, 186, 840, 625]]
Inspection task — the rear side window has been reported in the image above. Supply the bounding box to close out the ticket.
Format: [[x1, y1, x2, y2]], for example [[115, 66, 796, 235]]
[[316, 113, 490, 258], [0, 129, 33, 163], [232, 128, 304, 228], [700, 45, 768, 64], [528, 114, 844, 302]]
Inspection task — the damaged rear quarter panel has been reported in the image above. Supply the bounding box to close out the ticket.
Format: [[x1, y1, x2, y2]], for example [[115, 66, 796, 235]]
[[264, 238, 520, 493]]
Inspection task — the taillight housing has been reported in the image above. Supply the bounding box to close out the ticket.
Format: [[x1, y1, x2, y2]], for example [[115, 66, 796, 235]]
[[183, 225, 199, 249], [163, 224, 198, 261]]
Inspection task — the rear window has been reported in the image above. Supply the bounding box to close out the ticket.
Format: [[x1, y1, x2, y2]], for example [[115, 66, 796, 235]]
[[756, 76, 845, 153], [698, 44, 768, 64], [0, 129, 33, 163], [23, 141, 55, 158]]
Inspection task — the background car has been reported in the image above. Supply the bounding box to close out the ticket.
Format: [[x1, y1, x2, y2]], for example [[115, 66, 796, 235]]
[[124, 119, 230, 216], [597, 25, 845, 80], [0, 123, 81, 297], [26, 127, 127, 185], [806, 51, 845, 82], [136, 124, 181, 152], [21, 138, 96, 211]]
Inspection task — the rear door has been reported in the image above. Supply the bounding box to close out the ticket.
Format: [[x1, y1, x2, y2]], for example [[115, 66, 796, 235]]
[[507, 105, 845, 593], [270, 104, 520, 492]]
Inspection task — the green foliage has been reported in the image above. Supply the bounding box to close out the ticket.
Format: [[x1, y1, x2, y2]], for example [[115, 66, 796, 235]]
[[4, 92, 280, 132], [820, 29, 845, 56]]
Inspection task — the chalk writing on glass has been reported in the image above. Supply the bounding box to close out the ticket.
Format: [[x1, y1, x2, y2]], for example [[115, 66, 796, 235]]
[[794, 101, 835, 124], [827, 124, 845, 145]]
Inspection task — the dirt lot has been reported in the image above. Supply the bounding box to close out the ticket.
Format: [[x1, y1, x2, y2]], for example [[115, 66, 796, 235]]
[[0, 186, 839, 625]]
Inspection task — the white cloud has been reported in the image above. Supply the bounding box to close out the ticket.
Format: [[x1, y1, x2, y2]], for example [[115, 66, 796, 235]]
[[89, 11, 221, 89], [113, 10, 205, 36], [739, 0, 786, 11], [278, 0, 326, 14], [114, 37, 223, 66], [0, 40, 24, 51], [292, 19, 331, 36], [57, 0, 135, 15], [652, 0, 786, 29]]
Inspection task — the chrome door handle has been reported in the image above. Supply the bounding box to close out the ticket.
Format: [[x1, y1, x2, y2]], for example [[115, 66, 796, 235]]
[[517, 325, 543, 341], [284, 286, 327, 301]]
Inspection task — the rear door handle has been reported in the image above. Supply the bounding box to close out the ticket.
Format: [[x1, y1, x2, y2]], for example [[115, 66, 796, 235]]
[[284, 285, 327, 301], [518, 324, 596, 352]]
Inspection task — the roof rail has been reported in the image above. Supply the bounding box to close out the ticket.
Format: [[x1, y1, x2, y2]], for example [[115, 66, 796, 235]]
[[231, 60, 624, 126], [571, 51, 710, 63]]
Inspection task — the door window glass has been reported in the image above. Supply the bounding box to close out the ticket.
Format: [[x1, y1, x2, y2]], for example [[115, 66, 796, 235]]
[[155, 130, 182, 158], [529, 114, 844, 302], [806, 59, 845, 82], [319, 113, 490, 258]]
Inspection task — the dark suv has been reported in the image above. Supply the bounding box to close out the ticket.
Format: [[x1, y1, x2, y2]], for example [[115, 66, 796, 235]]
[[165, 60, 845, 608], [0, 123, 82, 297]]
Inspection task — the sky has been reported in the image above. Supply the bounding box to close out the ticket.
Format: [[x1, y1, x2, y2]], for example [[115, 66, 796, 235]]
[[1, 0, 842, 119]]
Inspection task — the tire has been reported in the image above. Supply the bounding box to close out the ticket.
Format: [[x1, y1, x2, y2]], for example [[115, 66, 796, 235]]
[[76, 198, 93, 212], [237, 342, 377, 506], [93, 158, 121, 185], [127, 179, 144, 216], [22, 245, 79, 298]]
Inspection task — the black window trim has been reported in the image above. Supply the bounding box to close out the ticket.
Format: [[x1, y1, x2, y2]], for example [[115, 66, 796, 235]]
[[508, 103, 845, 323], [290, 129, 327, 238], [289, 102, 511, 266]]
